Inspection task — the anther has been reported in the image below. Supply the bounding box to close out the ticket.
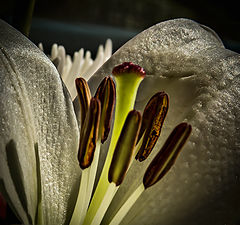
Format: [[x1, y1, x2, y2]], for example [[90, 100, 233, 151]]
[[136, 92, 169, 161], [75, 78, 91, 128], [143, 123, 192, 189], [94, 76, 116, 143], [108, 110, 141, 186], [78, 98, 101, 169]]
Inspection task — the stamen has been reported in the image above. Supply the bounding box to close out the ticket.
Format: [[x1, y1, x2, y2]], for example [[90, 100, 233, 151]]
[[109, 110, 141, 186], [72, 141, 102, 225], [70, 98, 101, 225], [108, 123, 191, 225], [78, 98, 101, 169], [95, 76, 116, 143], [136, 92, 169, 161], [87, 110, 141, 225], [75, 78, 91, 128], [143, 123, 192, 189]]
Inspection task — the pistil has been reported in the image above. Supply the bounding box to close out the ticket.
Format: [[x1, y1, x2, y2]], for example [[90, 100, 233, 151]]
[[83, 62, 145, 225]]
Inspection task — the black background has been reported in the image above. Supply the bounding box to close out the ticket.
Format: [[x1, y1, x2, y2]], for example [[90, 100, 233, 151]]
[[1, 0, 240, 56]]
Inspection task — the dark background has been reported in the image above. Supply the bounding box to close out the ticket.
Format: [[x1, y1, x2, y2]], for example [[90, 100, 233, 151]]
[[0, 0, 240, 56]]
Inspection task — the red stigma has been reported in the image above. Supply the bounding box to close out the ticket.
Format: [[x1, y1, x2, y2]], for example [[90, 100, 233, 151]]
[[112, 62, 146, 78]]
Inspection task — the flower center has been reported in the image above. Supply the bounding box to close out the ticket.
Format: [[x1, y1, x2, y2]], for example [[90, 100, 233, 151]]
[[70, 62, 192, 225]]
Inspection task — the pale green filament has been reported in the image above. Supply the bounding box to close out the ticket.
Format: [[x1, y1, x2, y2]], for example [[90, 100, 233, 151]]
[[70, 139, 101, 225], [83, 139, 101, 223], [70, 168, 89, 225], [108, 183, 145, 225], [129, 133, 145, 170], [90, 183, 118, 225], [83, 74, 144, 225]]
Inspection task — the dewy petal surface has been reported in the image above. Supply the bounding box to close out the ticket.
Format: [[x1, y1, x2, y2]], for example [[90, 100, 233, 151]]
[[0, 20, 80, 225], [89, 19, 240, 225]]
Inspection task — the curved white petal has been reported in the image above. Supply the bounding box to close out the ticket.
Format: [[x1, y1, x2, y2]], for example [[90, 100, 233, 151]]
[[88, 19, 240, 225], [0, 19, 80, 225]]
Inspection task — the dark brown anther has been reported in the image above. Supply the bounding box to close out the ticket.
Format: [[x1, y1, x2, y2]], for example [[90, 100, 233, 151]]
[[136, 92, 169, 162], [94, 76, 116, 143], [78, 98, 101, 169], [143, 123, 192, 189], [75, 78, 91, 128], [108, 110, 142, 186]]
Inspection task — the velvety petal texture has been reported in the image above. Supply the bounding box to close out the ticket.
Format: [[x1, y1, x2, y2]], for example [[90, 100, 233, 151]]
[[0, 20, 80, 225], [88, 19, 240, 225]]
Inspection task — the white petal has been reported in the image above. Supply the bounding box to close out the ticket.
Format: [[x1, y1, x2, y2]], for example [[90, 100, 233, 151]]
[[96, 44, 104, 60], [88, 19, 240, 225], [38, 43, 44, 51], [61, 55, 72, 81], [81, 51, 93, 76], [83, 50, 104, 81], [104, 39, 112, 61], [56, 45, 66, 75], [50, 43, 58, 61], [0, 19, 80, 225], [64, 51, 84, 99]]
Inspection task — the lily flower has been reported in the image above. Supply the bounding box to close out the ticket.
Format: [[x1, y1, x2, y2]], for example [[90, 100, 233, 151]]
[[0, 17, 239, 225]]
